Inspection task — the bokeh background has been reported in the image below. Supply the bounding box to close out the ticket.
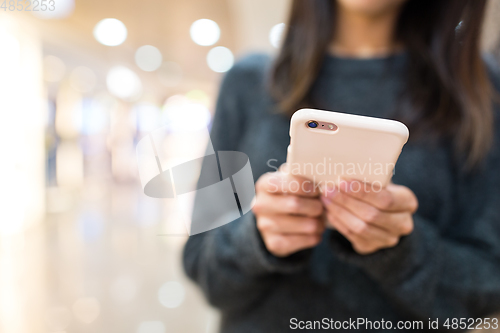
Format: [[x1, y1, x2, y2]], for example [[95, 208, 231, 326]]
[[0, 1, 499, 332]]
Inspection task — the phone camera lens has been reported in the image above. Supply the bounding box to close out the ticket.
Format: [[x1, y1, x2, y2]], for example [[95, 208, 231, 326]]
[[307, 121, 319, 128]]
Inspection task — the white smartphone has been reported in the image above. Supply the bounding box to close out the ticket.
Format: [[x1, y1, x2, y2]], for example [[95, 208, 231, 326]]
[[286, 108, 409, 188]]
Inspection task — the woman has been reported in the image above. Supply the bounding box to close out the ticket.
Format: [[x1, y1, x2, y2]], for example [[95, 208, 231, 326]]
[[184, 0, 500, 331]]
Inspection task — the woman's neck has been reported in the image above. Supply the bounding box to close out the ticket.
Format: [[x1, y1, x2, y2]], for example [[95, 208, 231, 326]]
[[329, 5, 402, 58]]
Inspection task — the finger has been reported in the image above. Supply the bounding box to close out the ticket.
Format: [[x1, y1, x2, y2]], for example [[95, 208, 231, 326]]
[[263, 233, 322, 257], [338, 181, 418, 212], [326, 213, 368, 247], [327, 213, 400, 254], [323, 191, 414, 235], [386, 184, 419, 213], [257, 215, 325, 235], [327, 214, 378, 255], [256, 171, 320, 197], [325, 202, 398, 245], [321, 197, 366, 234], [252, 192, 323, 217]]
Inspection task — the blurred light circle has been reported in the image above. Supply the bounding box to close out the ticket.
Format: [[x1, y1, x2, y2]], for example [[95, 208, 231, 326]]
[[162, 95, 211, 132], [93, 18, 127, 46], [206, 46, 234, 73], [70, 66, 97, 93], [190, 19, 220, 46], [33, 0, 75, 19], [106, 66, 142, 101], [110, 275, 138, 303], [72, 297, 100, 324], [135, 45, 163, 72], [43, 55, 66, 82], [157, 62, 182, 87], [158, 281, 185, 308], [269, 23, 285, 48], [137, 321, 166, 333], [165, 103, 210, 130]]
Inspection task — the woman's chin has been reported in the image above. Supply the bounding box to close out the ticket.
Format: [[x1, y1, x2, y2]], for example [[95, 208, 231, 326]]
[[336, 0, 407, 16]]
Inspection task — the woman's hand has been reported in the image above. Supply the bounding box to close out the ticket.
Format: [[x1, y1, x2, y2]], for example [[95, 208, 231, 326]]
[[321, 181, 418, 255], [252, 170, 325, 257]]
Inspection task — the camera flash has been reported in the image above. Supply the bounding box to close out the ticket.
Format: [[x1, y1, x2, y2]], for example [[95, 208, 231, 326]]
[[328, 124, 334, 129]]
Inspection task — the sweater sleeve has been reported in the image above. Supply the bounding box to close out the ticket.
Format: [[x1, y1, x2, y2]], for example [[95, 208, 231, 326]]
[[329, 110, 500, 323], [182, 55, 312, 311]]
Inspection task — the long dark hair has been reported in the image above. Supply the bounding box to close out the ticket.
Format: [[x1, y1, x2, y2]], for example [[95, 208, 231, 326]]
[[270, 0, 493, 168]]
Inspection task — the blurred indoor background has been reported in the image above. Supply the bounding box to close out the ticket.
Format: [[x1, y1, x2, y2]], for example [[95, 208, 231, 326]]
[[0, 1, 499, 332]]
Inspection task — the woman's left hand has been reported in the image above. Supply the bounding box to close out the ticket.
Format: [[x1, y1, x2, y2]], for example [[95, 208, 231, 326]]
[[321, 181, 418, 255]]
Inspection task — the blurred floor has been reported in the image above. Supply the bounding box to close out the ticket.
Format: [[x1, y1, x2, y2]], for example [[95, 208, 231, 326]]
[[0, 181, 219, 333]]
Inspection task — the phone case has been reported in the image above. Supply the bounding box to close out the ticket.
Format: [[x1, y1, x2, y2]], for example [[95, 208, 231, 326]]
[[287, 109, 409, 187]]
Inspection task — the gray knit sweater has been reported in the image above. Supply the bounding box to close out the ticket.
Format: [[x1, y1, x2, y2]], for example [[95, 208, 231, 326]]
[[183, 53, 500, 332]]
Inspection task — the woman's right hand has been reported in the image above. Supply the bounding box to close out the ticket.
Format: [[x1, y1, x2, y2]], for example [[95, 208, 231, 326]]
[[252, 169, 325, 257]]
